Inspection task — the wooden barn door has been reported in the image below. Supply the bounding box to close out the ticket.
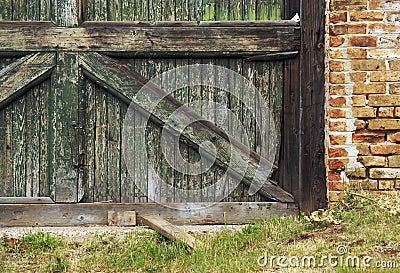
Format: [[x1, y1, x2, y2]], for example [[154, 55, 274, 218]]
[[0, 0, 328, 210]]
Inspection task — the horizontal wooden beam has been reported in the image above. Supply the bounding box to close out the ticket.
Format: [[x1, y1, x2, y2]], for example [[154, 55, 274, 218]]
[[0, 21, 300, 54], [79, 53, 294, 202], [0, 52, 55, 109], [0, 202, 298, 226], [0, 197, 54, 204]]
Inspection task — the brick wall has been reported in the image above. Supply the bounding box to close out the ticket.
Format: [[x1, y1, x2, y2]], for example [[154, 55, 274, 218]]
[[326, 0, 400, 202]]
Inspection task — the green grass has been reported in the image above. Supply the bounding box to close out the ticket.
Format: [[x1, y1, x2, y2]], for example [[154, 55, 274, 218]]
[[1, 191, 399, 273]]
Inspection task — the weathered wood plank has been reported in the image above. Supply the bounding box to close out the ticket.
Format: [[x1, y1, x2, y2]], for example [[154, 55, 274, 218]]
[[108, 210, 136, 226], [55, 0, 79, 27], [12, 96, 26, 197], [27, 0, 40, 20], [299, 0, 327, 212], [0, 53, 55, 110], [0, 197, 54, 204], [0, 22, 300, 54], [25, 85, 40, 197], [40, 0, 52, 21], [94, 86, 109, 202], [108, 0, 122, 21], [173, 58, 189, 202], [0, 104, 13, 196], [51, 53, 80, 202], [80, 53, 294, 202], [120, 102, 136, 203], [107, 92, 121, 202], [39, 80, 50, 197], [0, 0, 12, 20], [0, 202, 298, 226], [81, 79, 96, 202], [140, 214, 202, 249], [121, 0, 135, 21]]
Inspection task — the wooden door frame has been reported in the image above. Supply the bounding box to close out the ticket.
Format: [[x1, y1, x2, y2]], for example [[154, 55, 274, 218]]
[[280, 0, 327, 212], [0, 0, 327, 213]]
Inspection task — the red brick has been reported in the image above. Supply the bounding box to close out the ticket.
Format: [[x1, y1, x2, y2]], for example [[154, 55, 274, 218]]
[[370, 143, 400, 155], [330, 36, 345, 47], [329, 97, 347, 107], [328, 148, 348, 158], [329, 121, 347, 131], [347, 48, 367, 59], [329, 158, 349, 170], [351, 60, 386, 71], [330, 85, 346, 95], [330, 24, 367, 35], [353, 83, 386, 94], [350, 72, 367, 83], [329, 61, 344, 72], [330, 73, 346, 84], [330, 134, 347, 145], [327, 182, 346, 191], [330, 12, 348, 23], [349, 36, 377, 47], [329, 108, 346, 118], [352, 132, 385, 143], [329, 49, 344, 59], [328, 171, 342, 181], [350, 11, 384, 21]]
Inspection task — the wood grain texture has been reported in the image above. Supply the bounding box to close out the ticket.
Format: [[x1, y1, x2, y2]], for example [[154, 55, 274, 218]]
[[0, 22, 300, 54], [80, 53, 293, 202], [51, 53, 80, 202], [108, 210, 136, 226], [82, 0, 283, 22], [0, 202, 298, 226], [0, 104, 13, 196], [298, 0, 327, 212], [140, 214, 202, 249], [0, 53, 55, 110], [0, 197, 54, 203]]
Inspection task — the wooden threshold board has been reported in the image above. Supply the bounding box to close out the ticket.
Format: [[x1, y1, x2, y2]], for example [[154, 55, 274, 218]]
[[0, 202, 298, 227]]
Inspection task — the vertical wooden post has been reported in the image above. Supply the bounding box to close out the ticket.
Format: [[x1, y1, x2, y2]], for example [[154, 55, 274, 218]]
[[280, 0, 301, 203], [281, 0, 327, 213], [50, 52, 80, 202], [299, 0, 327, 212], [50, 1, 80, 202]]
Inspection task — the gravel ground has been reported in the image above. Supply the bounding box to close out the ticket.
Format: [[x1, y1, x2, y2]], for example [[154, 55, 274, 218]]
[[0, 225, 245, 241]]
